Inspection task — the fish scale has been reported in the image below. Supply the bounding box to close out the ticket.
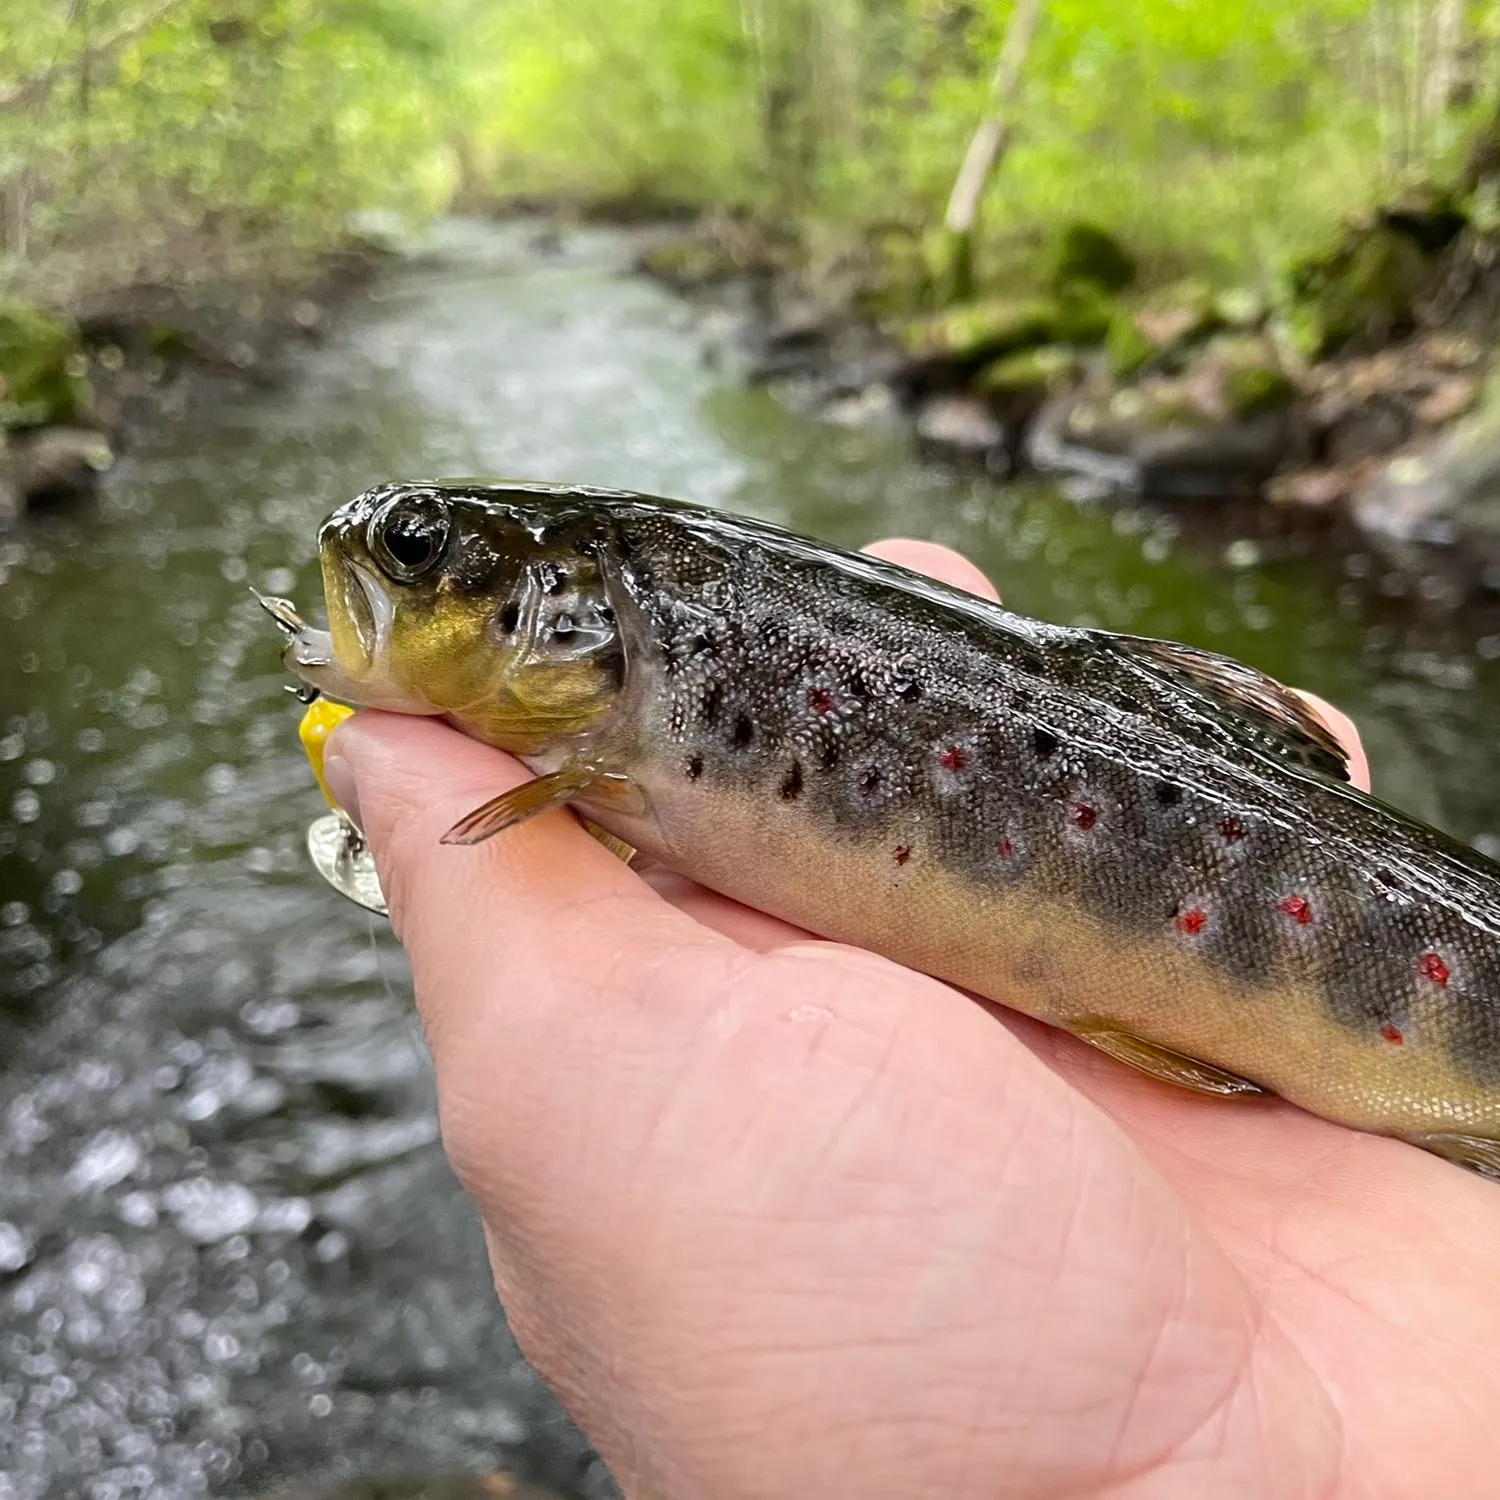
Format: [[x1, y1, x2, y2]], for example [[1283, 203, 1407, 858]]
[[277, 481, 1500, 1178]]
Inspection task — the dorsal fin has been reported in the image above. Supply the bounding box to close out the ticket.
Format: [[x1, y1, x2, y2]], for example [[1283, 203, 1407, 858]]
[[1115, 637, 1352, 782]]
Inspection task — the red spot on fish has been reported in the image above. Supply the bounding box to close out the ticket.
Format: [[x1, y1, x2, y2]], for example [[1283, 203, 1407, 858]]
[[940, 746, 967, 772], [807, 687, 832, 714], [1277, 894, 1313, 925], [1220, 816, 1244, 842], [893, 845, 911, 866], [1176, 907, 1207, 935], [1069, 803, 1098, 831], [996, 838, 1015, 859], [1380, 1023, 1405, 1046], [1419, 952, 1451, 987]]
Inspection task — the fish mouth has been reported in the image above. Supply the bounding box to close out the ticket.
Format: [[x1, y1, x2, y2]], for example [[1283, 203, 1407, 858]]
[[255, 580, 423, 712], [341, 559, 394, 671]]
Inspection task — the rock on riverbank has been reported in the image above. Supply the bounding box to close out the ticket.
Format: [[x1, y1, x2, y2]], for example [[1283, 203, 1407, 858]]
[[0, 244, 383, 523], [637, 190, 1500, 578]]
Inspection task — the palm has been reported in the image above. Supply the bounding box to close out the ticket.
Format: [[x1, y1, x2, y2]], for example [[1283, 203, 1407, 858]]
[[336, 538, 1500, 1500], [641, 865, 1500, 1496]]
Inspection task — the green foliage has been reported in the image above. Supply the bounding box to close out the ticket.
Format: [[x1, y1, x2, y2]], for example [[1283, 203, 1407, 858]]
[[2, 0, 1497, 309], [0, 299, 86, 428]]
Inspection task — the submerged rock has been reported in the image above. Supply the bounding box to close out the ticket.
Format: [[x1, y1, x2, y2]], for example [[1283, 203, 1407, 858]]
[[10, 426, 114, 503]]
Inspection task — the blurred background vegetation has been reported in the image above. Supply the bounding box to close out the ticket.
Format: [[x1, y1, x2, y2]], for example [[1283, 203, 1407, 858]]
[[4, 0, 1500, 308]]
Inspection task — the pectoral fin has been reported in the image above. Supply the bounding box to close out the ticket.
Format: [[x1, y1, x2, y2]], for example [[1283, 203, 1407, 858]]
[[440, 767, 639, 847], [1067, 1019, 1270, 1098]]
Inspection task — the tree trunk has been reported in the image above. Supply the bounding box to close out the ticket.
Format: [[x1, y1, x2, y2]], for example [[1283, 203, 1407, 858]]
[[939, 0, 1044, 302], [1423, 0, 1465, 130]]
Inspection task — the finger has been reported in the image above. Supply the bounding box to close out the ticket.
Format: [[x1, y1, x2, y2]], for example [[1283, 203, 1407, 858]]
[[861, 537, 1001, 602], [1295, 689, 1372, 792], [323, 713, 735, 1073]]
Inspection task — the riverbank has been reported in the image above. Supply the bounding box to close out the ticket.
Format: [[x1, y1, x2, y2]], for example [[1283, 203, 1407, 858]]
[[0, 234, 390, 521], [632, 190, 1500, 589]]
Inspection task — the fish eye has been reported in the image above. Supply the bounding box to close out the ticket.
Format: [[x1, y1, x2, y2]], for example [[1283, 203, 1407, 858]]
[[368, 492, 451, 583]]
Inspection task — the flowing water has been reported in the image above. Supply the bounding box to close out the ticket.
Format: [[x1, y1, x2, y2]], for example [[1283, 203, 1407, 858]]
[[3, 219, 1500, 1500]]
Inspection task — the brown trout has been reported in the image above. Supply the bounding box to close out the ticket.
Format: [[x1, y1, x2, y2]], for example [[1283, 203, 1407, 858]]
[[279, 480, 1500, 1176]]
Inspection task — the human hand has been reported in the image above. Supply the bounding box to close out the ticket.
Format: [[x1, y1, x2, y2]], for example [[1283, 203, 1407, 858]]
[[324, 539, 1500, 1500]]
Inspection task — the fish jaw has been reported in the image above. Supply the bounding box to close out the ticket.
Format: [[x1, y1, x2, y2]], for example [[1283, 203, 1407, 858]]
[[256, 588, 439, 715]]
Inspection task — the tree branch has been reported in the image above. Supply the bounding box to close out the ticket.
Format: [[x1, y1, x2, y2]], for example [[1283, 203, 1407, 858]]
[[0, 0, 182, 115]]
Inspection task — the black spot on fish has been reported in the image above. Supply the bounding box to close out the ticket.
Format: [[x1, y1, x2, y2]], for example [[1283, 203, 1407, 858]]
[[858, 765, 881, 793], [780, 761, 804, 801], [686, 754, 703, 781], [732, 714, 754, 749], [497, 600, 521, 634], [1155, 781, 1182, 807], [818, 741, 839, 770], [895, 677, 923, 702], [1117, 695, 1145, 715], [1032, 726, 1059, 760]]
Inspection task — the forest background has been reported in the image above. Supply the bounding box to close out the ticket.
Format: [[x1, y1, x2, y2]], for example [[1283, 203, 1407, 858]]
[[3, 0, 1495, 309]]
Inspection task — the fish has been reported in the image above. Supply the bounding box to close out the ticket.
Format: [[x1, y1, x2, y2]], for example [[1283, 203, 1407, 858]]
[[277, 479, 1500, 1177]]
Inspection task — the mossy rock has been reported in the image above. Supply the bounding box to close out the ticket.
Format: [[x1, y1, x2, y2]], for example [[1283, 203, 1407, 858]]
[[1225, 362, 1296, 417], [1293, 226, 1431, 357], [1196, 334, 1298, 418], [637, 235, 745, 289], [1105, 311, 1156, 380], [0, 300, 87, 430], [1212, 285, 1267, 330], [1053, 222, 1136, 293], [1106, 281, 1221, 379], [975, 344, 1082, 402]]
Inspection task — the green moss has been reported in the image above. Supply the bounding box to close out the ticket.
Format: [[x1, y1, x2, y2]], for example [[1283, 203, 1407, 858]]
[[1292, 226, 1430, 357], [637, 235, 744, 288], [1213, 285, 1266, 329], [0, 300, 86, 431], [1105, 310, 1157, 379], [896, 297, 1064, 363], [1053, 222, 1136, 293], [1225, 362, 1296, 416], [975, 344, 1081, 400]]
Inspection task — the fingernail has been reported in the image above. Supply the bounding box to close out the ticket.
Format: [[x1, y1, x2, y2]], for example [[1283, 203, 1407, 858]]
[[323, 752, 364, 834]]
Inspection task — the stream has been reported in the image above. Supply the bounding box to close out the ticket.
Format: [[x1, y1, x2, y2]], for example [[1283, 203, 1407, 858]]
[[3, 218, 1500, 1500]]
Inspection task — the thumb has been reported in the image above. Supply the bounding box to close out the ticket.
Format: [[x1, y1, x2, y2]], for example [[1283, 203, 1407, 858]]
[[320, 711, 731, 1070]]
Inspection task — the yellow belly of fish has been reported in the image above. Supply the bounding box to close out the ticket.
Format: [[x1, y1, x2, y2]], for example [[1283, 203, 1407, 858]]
[[605, 782, 1500, 1146]]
